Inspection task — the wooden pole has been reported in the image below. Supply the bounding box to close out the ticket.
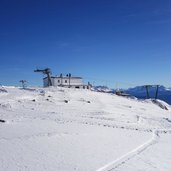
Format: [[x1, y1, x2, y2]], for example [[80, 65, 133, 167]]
[[155, 85, 159, 99], [69, 73, 71, 88], [60, 73, 63, 86], [145, 85, 150, 98]]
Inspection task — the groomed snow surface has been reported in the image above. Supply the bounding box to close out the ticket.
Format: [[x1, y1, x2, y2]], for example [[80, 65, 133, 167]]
[[0, 86, 171, 171]]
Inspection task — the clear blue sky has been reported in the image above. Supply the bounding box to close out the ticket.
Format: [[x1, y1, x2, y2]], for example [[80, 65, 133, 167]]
[[0, 0, 171, 88]]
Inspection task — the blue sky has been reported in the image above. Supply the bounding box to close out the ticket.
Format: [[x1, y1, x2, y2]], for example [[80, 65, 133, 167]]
[[0, 0, 171, 88]]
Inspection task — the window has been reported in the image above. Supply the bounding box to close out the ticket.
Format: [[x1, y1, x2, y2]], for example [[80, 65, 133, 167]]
[[83, 86, 85, 89], [75, 86, 80, 89], [65, 80, 67, 83], [58, 80, 60, 83]]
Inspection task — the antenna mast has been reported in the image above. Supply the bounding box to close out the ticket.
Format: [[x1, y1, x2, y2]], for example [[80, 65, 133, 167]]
[[20, 80, 27, 89]]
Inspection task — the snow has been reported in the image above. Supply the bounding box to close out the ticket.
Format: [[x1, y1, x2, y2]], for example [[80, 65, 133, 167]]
[[0, 86, 171, 171], [113, 133, 171, 171]]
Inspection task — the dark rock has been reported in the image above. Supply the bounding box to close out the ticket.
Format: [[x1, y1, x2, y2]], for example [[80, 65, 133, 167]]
[[0, 119, 5, 123], [164, 118, 171, 122]]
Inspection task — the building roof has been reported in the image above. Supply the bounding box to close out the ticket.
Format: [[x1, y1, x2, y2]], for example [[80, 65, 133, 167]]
[[43, 76, 82, 80]]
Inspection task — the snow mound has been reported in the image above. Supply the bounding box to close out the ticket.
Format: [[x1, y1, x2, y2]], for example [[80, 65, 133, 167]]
[[0, 87, 8, 93], [151, 99, 169, 110]]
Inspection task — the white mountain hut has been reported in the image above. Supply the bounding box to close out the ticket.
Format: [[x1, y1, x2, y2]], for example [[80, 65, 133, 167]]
[[43, 75, 91, 89]]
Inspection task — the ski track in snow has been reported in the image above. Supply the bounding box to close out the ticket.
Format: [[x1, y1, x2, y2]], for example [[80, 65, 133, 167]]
[[1, 116, 170, 171], [0, 131, 63, 141], [96, 129, 171, 171], [0, 116, 153, 142]]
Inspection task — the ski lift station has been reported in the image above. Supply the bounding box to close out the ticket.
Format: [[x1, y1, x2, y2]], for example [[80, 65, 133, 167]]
[[43, 75, 91, 89], [34, 68, 91, 89]]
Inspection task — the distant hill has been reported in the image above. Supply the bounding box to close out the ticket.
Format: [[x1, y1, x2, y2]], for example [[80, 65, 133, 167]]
[[92, 86, 114, 93], [92, 85, 171, 105], [125, 86, 171, 105]]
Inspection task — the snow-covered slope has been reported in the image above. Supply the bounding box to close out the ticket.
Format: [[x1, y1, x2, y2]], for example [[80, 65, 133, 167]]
[[92, 85, 114, 93], [0, 86, 171, 171]]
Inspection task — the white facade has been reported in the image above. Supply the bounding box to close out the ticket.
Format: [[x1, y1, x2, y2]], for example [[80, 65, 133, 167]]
[[43, 76, 90, 89]]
